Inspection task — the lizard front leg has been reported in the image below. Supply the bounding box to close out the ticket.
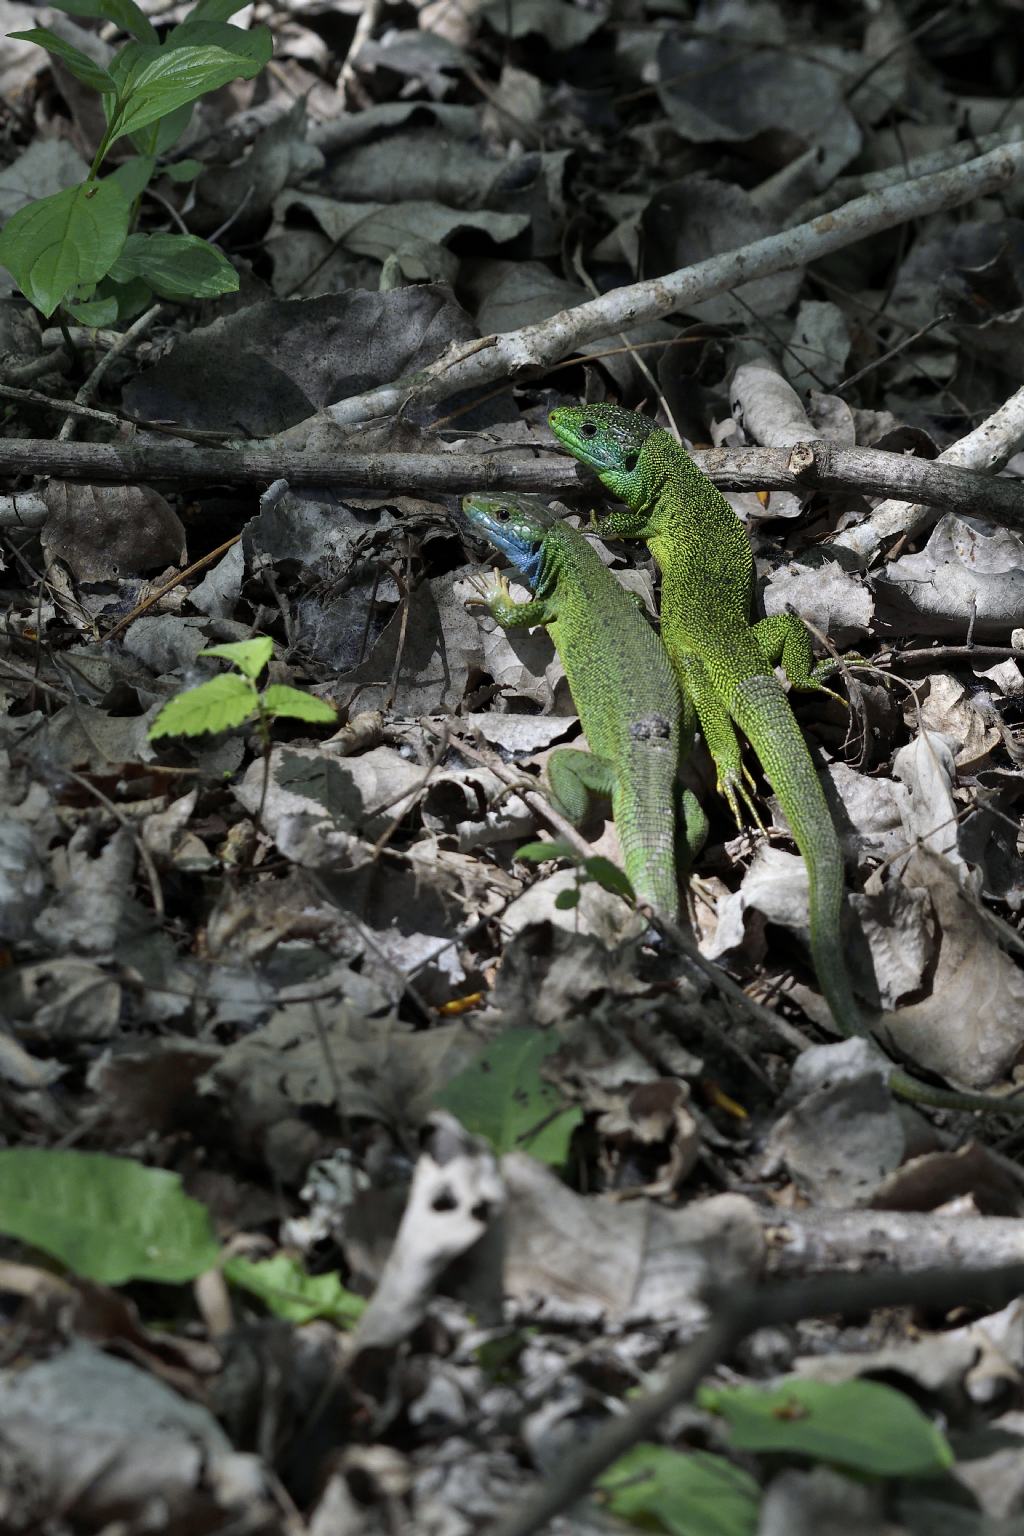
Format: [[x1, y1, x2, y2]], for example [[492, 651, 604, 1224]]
[[465, 570, 554, 629]]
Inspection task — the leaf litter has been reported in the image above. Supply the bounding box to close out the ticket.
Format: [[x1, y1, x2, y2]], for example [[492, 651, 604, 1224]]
[[2, 1, 1024, 1533]]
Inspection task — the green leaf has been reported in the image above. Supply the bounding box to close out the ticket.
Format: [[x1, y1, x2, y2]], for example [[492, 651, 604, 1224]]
[[699, 1378, 954, 1478], [553, 887, 580, 909], [261, 685, 337, 725], [107, 43, 263, 146], [582, 854, 635, 902], [200, 637, 273, 679], [162, 158, 204, 183], [49, 0, 159, 44], [225, 1254, 365, 1326], [96, 271, 154, 319], [0, 179, 131, 317], [148, 672, 256, 739], [109, 231, 237, 299], [66, 294, 119, 325], [8, 28, 117, 92], [190, 0, 253, 18], [435, 1026, 581, 1164], [108, 154, 156, 200], [599, 1446, 760, 1536], [165, 18, 273, 69], [132, 100, 194, 157], [515, 839, 578, 864], [0, 1148, 220, 1285]]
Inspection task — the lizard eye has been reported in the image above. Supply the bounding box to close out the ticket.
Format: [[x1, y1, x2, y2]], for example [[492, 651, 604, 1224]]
[[623, 452, 639, 473], [580, 420, 598, 438], [495, 506, 511, 521]]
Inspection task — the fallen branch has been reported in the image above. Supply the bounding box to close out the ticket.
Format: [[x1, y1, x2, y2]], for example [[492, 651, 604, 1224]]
[[267, 138, 1024, 440], [485, 1259, 1024, 1536], [832, 385, 1024, 561], [2, 437, 1022, 528]]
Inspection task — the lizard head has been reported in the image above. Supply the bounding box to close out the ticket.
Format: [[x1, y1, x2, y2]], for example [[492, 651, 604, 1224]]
[[460, 492, 555, 583], [548, 403, 658, 502]]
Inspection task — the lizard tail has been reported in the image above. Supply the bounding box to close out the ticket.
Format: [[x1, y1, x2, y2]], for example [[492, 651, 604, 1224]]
[[728, 673, 863, 1037], [612, 755, 681, 925]]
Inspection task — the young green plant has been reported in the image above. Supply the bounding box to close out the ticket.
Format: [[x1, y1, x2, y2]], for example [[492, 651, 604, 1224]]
[[148, 636, 336, 826], [0, 0, 270, 326]]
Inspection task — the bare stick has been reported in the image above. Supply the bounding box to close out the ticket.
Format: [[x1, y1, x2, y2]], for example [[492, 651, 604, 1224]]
[[832, 384, 1024, 561], [2, 438, 1023, 526], [486, 1260, 1024, 1536], [265, 138, 1024, 439]]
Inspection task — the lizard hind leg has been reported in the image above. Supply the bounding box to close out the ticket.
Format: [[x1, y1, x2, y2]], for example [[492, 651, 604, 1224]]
[[673, 649, 768, 835], [752, 612, 856, 708], [545, 746, 616, 826]]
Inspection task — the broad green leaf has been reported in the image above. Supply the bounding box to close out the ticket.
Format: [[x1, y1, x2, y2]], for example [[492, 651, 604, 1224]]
[[0, 1148, 220, 1284], [148, 672, 256, 739], [200, 637, 273, 679], [162, 158, 204, 182], [108, 154, 156, 200], [515, 839, 578, 864], [190, 0, 253, 18], [132, 100, 194, 158], [107, 43, 262, 145], [96, 271, 154, 319], [66, 294, 118, 325], [261, 685, 337, 725], [0, 179, 130, 317], [49, 0, 158, 44], [109, 232, 237, 299], [553, 887, 580, 909], [599, 1446, 759, 1536], [8, 28, 117, 92], [225, 1255, 365, 1326], [165, 18, 273, 69], [582, 854, 635, 902], [699, 1378, 954, 1478], [435, 1026, 581, 1164]]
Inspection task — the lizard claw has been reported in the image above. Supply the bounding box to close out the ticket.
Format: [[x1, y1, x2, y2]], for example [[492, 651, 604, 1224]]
[[464, 568, 511, 612], [719, 766, 768, 836]]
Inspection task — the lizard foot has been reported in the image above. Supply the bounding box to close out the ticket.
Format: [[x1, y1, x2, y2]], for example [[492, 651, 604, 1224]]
[[464, 568, 512, 613], [719, 765, 768, 836]]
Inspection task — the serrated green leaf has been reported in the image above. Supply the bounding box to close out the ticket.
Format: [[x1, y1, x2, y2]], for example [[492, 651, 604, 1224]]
[[148, 672, 256, 739], [66, 294, 119, 325], [165, 18, 273, 69], [8, 27, 117, 92], [582, 854, 635, 901], [49, 0, 158, 44], [515, 839, 578, 864], [225, 1254, 365, 1326], [108, 154, 156, 200], [0, 1148, 220, 1285], [699, 1378, 954, 1478], [599, 1446, 759, 1536], [108, 231, 237, 299], [107, 43, 262, 146], [199, 637, 273, 679], [0, 179, 130, 317], [435, 1026, 581, 1165], [261, 685, 337, 725]]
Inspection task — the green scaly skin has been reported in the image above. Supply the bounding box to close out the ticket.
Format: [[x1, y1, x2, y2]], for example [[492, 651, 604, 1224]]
[[461, 492, 708, 924], [548, 404, 1024, 1116]]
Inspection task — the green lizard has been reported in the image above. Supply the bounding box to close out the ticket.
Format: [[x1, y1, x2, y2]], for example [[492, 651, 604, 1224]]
[[548, 403, 1024, 1115], [461, 491, 707, 923]]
